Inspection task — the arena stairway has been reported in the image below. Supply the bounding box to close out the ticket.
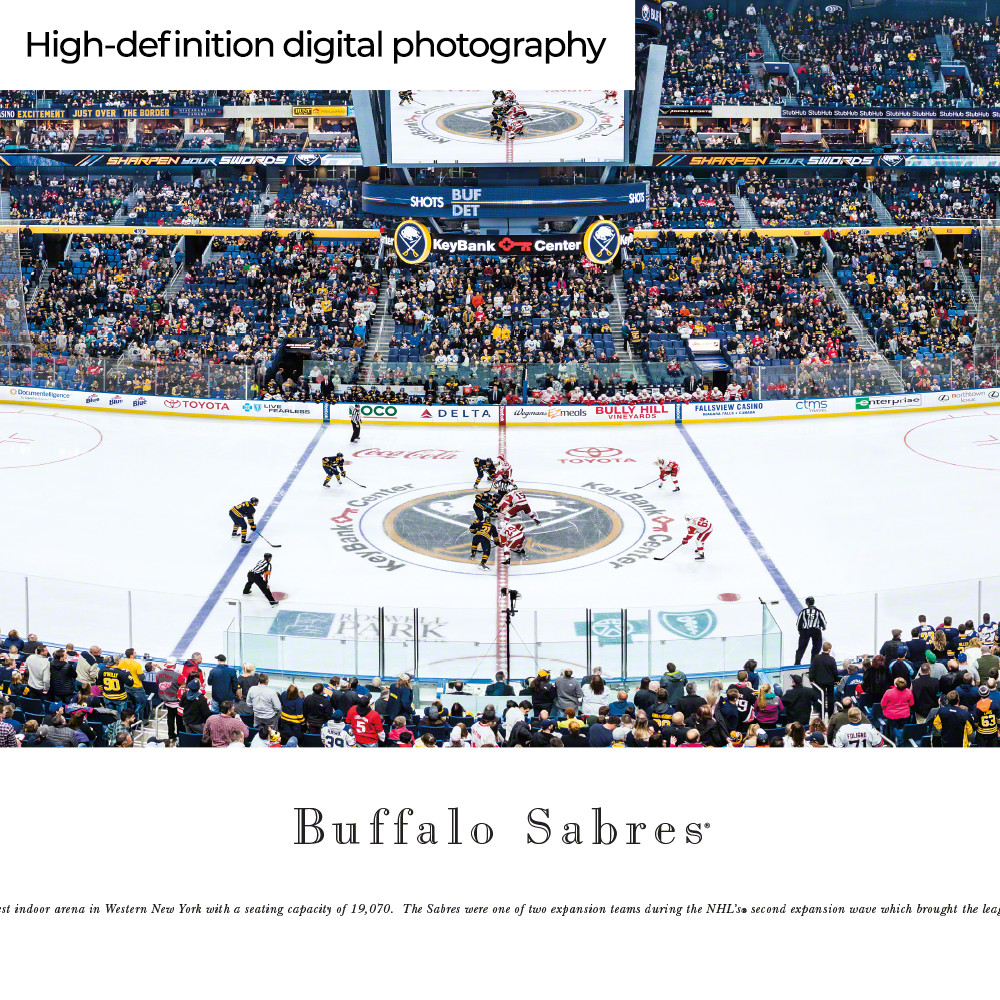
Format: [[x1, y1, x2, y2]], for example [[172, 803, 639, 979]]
[[249, 183, 277, 228], [608, 272, 628, 360], [731, 193, 759, 228], [358, 279, 394, 382], [0, 190, 9, 222], [817, 266, 906, 391], [756, 23, 778, 61], [25, 261, 53, 309], [936, 31, 955, 63], [866, 191, 894, 226], [958, 263, 980, 312], [163, 256, 190, 298]]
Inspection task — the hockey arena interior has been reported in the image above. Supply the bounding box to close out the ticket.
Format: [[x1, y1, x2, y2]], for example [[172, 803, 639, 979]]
[[4, 0, 1000, 748]]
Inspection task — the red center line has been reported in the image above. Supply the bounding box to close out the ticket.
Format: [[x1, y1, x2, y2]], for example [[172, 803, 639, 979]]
[[496, 404, 509, 675]]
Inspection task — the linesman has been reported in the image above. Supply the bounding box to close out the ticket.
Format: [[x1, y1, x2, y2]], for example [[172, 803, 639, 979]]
[[243, 553, 278, 607], [350, 404, 362, 443], [794, 596, 828, 666]]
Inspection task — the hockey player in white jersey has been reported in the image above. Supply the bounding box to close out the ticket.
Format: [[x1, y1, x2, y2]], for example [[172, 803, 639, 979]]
[[498, 485, 540, 524], [681, 515, 712, 560], [832, 707, 887, 747], [499, 518, 527, 565], [495, 453, 512, 480], [656, 457, 679, 491]]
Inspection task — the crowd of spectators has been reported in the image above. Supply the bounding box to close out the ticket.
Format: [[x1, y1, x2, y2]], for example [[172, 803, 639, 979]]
[[741, 173, 879, 227], [0, 90, 352, 110], [625, 168, 738, 229], [11, 232, 375, 398], [9, 175, 127, 223], [829, 230, 977, 362], [265, 173, 376, 229], [383, 254, 618, 371], [876, 172, 999, 224], [127, 174, 262, 226], [624, 231, 867, 372], [658, 7, 768, 106], [764, 10, 943, 108], [5, 605, 999, 746]]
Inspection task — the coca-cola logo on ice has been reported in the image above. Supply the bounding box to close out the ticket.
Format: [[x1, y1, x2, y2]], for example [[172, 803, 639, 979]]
[[354, 448, 458, 460]]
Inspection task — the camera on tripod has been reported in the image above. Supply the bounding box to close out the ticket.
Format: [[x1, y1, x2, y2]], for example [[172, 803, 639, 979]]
[[500, 587, 520, 615]]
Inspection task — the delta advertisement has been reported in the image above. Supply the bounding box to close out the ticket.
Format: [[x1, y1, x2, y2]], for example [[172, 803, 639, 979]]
[[2, 387, 999, 422]]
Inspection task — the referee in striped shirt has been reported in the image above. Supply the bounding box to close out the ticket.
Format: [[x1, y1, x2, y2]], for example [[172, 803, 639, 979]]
[[243, 553, 278, 607], [794, 597, 827, 665]]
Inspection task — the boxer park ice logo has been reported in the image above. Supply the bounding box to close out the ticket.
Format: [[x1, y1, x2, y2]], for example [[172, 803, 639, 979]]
[[657, 610, 718, 640], [434, 105, 583, 141], [384, 488, 622, 566], [574, 613, 650, 645]]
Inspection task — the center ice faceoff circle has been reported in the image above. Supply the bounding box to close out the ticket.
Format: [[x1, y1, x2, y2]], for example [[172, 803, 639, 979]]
[[435, 105, 585, 143], [357, 483, 651, 575]]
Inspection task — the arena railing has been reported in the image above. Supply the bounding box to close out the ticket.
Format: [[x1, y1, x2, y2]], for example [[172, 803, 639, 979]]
[[364, 359, 522, 391], [745, 351, 998, 399], [0, 567, 783, 685], [5, 566, 1000, 690], [0, 346, 256, 399]]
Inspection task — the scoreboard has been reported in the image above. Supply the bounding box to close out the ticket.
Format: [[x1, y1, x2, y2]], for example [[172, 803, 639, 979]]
[[361, 182, 649, 219]]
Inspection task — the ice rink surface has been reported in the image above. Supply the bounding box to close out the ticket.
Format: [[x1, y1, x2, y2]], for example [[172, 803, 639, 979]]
[[3, 404, 998, 678], [387, 90, 626, 164]]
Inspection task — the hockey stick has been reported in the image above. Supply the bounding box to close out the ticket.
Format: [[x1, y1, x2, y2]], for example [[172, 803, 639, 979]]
[[253, 528, 282, 548], [654, 543, 684, 562], [633, 477, 660, 489], [343, 474, 367, 488]]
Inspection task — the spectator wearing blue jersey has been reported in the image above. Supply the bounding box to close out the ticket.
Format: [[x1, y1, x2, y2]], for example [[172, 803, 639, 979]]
[[608, 689, 636, 718], [905, 627, 929, 667]]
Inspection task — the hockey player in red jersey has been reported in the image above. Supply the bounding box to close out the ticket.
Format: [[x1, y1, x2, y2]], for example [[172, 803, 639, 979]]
[[499, 518, 527, 564], [656, 457, 679, 492], [681, 516, 712, 560], [603, 90, 619, 104], [498, 486, 540, 524], [495, 454, 512, 480]]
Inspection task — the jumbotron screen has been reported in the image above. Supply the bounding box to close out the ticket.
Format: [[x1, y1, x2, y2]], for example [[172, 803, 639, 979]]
[[386, 89, 627, 165]]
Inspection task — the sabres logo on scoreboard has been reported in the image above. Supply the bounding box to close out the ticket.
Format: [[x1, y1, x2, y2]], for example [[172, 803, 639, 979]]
[[582, 219, 621, 265], [393, 220, 432, 265]]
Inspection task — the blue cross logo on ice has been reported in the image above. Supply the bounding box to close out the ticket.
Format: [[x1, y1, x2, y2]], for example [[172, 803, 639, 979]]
[[574, 613, 650, 646], [658, 610, 718, 640]]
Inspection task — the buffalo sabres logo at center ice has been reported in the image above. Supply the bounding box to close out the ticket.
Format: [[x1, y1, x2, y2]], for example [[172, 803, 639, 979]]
[[393, 220, 431, 265]]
